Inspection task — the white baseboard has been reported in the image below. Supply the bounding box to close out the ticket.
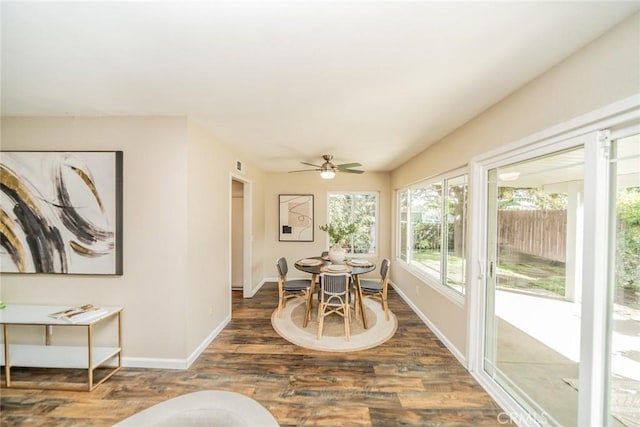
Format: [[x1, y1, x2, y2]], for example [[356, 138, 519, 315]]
[[248, 277, 278, 298], [122, 313, 232, 370], [122, 356, 189, 370], [121, 281, 468, 373], [122, 281, 466, 371], [390, 281, 467, 368]]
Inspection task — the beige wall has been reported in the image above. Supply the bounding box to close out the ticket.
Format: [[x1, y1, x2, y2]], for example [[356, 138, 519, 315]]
[[262, 171, 391, 280], [390, 13, 640, 356], [0, 116, 266, 365], [1, 11, 637, 368]]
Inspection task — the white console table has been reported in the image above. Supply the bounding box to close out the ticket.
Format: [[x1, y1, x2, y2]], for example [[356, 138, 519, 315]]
[[0, 304, 122, 391]]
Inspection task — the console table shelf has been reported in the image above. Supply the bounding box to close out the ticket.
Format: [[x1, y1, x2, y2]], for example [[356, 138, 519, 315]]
[[0, 344, 120, 369], [0, 304, 123, 391]]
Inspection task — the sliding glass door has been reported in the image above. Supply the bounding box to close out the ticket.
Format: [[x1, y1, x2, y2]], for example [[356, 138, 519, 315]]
[[477, 123, 640, 426], [606, 132, 639, 426], [484, 145, 585, 426]]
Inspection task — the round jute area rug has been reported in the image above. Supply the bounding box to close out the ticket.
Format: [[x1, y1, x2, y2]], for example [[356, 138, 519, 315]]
[[271, 297, 397, 352]]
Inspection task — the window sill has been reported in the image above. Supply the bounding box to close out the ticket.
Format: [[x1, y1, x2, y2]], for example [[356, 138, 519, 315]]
[[397, 259, 465, 307]]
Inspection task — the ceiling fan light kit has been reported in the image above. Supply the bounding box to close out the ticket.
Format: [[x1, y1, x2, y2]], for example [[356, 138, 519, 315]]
[[320, 169, 335, 180], [289, 154, 364, 179]]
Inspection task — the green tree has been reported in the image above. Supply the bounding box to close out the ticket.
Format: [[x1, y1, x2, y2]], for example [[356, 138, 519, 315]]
[[323, 193, 376, 253], [498, 187, 568, 210], [410, 186, 442, 252], [616, 188, 640, 291]]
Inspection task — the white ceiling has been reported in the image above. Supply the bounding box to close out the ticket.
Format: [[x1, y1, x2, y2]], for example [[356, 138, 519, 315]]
[[2, 1, 639, 172]]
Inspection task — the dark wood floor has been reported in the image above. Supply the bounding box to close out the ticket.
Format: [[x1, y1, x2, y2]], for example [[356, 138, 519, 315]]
[[1, 285, 505, 426]]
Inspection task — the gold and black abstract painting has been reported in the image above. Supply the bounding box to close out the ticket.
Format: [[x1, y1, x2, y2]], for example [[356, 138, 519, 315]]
[[0, 151, 123, 275]]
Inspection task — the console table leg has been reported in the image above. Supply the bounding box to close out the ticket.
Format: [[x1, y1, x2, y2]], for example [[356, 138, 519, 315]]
[[117, 312, 122, 368], [45, 325, 52, 345], [87, 324, 93, 391], [3, 324, 10, 387]]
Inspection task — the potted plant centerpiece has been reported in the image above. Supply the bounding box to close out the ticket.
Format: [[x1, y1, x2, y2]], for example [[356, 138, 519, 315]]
[[319, 222, 357, 264]]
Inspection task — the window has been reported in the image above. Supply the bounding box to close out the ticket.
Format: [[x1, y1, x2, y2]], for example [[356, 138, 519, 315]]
[[397, 170, 468, 295], [398, 190, 408, 262], [327, 192, 378, 255]]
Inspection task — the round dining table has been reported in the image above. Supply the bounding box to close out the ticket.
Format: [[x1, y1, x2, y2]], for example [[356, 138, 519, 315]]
[[294, 256, 376, 329]]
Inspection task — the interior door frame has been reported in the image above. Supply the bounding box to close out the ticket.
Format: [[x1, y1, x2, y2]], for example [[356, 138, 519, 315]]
[[230, 173, 253, 298]]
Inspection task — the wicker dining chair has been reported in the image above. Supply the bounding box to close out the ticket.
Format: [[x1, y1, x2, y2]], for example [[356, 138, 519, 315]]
[[275, 257, 312, 317], [317, 272, 351, 341], [359, 258, 391, 320]]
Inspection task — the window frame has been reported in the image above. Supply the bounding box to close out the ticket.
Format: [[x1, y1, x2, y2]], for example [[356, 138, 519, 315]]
[[396, 167, 468, 304], [326, 191, 379, 257]]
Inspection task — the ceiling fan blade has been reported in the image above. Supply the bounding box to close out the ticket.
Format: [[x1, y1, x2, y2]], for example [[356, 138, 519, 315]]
[[288, 168, 321, 173], [289, 155, 365, 175], [301, 161, 323, 168], [336, 162, 362, 169]]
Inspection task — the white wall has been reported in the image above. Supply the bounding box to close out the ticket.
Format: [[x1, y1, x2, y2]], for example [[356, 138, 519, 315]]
[[390, 12, 640, 357], [0, 116, 266, 366]]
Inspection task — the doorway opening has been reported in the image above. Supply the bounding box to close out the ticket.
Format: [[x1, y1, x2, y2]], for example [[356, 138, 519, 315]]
[[231, 174, 252, 298]]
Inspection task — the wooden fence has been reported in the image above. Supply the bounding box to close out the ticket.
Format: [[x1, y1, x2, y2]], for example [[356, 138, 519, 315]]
[[498, 210, 566, 262]]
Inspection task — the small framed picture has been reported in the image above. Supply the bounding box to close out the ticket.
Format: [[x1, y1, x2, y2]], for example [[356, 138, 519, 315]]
[[279, 194, 313, 242]]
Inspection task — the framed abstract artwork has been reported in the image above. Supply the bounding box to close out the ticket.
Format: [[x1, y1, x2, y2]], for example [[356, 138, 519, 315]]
[[0, 151, 123, 275], [278, 194, 313, 242]]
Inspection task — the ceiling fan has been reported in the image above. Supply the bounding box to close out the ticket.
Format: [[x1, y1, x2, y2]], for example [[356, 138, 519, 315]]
[[288, 154, 364, 179]]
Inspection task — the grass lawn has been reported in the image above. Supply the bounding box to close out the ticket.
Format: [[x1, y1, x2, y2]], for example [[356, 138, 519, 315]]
[[412, 249, 465, 291], [412, 249, 566, 297], [497, 251, 566, 296]]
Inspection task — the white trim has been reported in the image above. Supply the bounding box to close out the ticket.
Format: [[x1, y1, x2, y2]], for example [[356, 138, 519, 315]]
[[390, 281, 466, 367], [230, 173, 253, 299], [394, 168, 469, 305], [245, 278, 270, 298], [610, 122, 640, 139], [325, 191, 379, 256], [578, 130, 610, 427], [122, 313, 231, 370], [394, 164, 469, 191], [122, 357, 189, 370], [466, 160, 489, 374], [472, 94, 640, 165], [405, 165, 468, 190], [470, 370, 546, 427], [395, 188, 408, 263], [185, 314, 231, 368]]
